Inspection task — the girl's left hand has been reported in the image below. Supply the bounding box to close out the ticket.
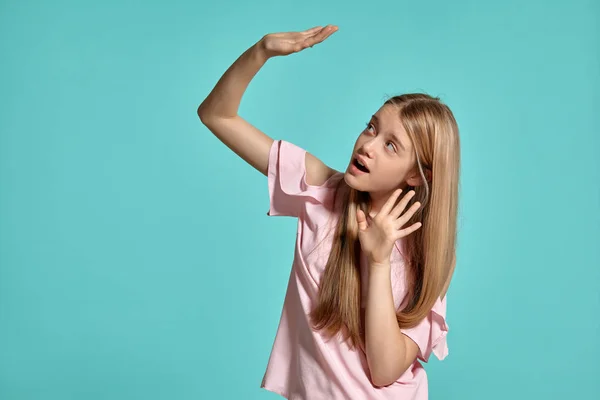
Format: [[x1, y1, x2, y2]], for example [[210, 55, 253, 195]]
[[356, 188, 422, 265]]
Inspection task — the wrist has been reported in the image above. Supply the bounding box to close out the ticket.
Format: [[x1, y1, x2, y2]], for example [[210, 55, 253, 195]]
[[368, 259, 391, 271], [252, 38, 271, 62]]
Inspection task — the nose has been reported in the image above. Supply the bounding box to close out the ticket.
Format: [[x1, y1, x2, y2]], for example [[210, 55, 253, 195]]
[[361, 138, 375, 158]]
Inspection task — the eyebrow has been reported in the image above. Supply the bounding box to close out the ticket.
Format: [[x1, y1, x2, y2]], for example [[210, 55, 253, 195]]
[[371, 114, 406, 150]]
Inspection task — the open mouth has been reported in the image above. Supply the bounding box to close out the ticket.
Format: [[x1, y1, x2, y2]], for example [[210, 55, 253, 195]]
[[353, 158, 370, 173]]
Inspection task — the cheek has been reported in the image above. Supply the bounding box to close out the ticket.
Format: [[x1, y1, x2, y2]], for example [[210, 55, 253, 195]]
[[377, 162, 409, 184]]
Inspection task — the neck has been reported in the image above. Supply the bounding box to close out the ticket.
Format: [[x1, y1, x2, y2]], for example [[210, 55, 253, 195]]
[[368, 195, 387, 217], [367, 187, 408, 217]]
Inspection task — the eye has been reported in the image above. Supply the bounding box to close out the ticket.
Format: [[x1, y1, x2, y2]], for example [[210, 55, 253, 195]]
[[385, 141, 397, 152], [364, 122, 375, 134]]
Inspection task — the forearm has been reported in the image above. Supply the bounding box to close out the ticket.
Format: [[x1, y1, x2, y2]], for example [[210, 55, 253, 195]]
[[198, 40, 269, 120], [365, 261, 409, 387]]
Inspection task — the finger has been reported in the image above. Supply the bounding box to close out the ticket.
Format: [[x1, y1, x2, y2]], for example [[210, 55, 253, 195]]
[[378, 188, 403, 217], [395, 201, 422, 228], [301, 26, 323, 35], [356, 208, 368, 232], [305, 25, 337, 47], [275, 26, 323, 41], [396, 222, 422, 238], [314, 24, 337, 39], [390, 190, 416, 219], [315, 25, 338, 42]]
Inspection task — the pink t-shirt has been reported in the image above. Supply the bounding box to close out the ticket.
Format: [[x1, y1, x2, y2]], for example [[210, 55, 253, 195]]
[[260, 140, 449, 400]]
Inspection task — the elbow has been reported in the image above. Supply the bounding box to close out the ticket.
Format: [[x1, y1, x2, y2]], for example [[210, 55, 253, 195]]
[[371, 372, 397, 388], [368, 354, 402, 387], [197, 104, 232, 127], [371, 365, 411, 388], [197, 104, 210, 124], [197, 101, 218, 125]]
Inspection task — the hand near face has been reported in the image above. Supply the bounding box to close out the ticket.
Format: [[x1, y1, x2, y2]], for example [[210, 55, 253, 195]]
[[356, 189, 422, 265]]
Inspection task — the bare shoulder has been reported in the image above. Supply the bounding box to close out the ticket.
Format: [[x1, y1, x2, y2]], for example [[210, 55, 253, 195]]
[[305, 152, 339, 186]]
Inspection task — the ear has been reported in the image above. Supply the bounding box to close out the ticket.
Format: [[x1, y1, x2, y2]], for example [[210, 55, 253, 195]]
[[405, 167, 431, 187]]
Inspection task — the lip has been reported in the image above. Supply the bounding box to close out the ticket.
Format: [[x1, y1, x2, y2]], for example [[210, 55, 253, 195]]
[[354, 154, 370, 172], [349, 163, 365, 175], [348, 154, 370, 175]]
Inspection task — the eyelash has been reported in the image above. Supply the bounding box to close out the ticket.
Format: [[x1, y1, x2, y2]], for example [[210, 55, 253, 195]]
[[364, 122, 397, 152]]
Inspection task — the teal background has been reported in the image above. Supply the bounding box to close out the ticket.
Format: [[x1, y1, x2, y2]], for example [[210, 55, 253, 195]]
[[1, 0, 598, 399]]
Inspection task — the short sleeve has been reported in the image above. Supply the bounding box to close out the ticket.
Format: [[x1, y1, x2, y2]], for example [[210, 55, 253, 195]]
[[401, 296, 449, 363], [266, 140, 339, 218]]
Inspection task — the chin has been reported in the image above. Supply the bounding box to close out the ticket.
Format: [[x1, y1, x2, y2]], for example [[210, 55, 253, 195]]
[[343, 171, 365, 192]]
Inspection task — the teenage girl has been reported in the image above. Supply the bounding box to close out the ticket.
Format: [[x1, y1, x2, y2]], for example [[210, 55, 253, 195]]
[[198, 24, 460, 400]]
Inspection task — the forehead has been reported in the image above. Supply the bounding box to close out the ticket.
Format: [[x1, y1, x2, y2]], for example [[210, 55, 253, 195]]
[[372, 105, 411, 149]]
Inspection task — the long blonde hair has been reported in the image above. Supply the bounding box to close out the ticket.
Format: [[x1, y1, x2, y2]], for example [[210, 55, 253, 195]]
[[309, 93, 460, 351]]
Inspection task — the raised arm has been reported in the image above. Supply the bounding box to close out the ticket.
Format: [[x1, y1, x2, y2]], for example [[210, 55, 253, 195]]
[[197, 25, 339, 182]]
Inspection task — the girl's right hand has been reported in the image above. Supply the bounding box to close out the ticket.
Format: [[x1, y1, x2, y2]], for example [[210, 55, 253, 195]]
[[259, 25, 338, 58]]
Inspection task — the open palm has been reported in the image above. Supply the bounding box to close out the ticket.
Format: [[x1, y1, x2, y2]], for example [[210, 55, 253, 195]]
[[261, 25, 338, 57], [357, 189, 423, 265]]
